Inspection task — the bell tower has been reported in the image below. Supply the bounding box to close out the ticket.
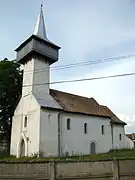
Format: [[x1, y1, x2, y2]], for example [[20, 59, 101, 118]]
[[15, 5, 61, 97]]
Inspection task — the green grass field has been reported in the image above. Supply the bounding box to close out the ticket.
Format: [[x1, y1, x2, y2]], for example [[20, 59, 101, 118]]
[[0, 149, 135, 162]]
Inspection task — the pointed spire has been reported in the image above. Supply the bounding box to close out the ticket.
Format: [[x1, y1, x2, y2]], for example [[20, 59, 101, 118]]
[[33, 4, 47, 40]]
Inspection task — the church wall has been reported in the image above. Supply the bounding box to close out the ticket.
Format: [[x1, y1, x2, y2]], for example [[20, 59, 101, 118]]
[[10, 94, 40, 157], [60, 113, 112, 156], [22, 56, 50, 97], [26, 108, 40, 156], [39, 109, 59, 157], [10, 114, 23, 156], [112, 124, 125, 149], [22, 58, 34, 97], [112, 124, 133, 149], [32, 57, 50, 95]]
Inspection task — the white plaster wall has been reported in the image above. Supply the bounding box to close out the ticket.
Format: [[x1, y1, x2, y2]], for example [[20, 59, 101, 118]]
[[113, 124, 134, 149], [11, 54, 51, 157], [39, 109, 59, 157], [22, 58, 34, 96], [60, 113, 112, 155], [22, 56, 50, 97], [10, 114, 23, 155], [10, 93, 40, 157], [26, 108, 40, 156], [32, 57, 50, 95], [112, 124, 125, 149]]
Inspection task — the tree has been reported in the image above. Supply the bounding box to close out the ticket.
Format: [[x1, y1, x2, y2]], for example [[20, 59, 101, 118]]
[[0, 59, 22, 142]]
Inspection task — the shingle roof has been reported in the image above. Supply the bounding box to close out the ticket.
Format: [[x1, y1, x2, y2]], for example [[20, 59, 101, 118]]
[[34, 92, 62, 110], [49, 89, 126, 125], [100, 105, 126, 125]]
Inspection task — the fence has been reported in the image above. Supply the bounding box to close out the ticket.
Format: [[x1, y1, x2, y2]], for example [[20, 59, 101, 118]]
[[0, 159, 135, 179]]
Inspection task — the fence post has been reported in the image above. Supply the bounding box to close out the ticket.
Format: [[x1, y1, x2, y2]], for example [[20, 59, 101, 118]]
[[49, 162, 56, 180], [113, 160, 119, 180]]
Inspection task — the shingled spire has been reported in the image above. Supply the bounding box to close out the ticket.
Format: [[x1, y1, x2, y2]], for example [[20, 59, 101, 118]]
[[15, 5, 60, 65], [33, 4, 47, 40]]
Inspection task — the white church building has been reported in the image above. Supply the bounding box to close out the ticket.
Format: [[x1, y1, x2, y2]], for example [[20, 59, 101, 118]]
[[10, 6, 133, 157]]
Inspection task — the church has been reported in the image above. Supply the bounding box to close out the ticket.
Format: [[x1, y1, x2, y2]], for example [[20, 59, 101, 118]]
[[10, 6, 133, 157]]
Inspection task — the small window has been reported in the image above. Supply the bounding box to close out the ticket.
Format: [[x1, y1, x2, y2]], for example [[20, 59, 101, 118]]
[[119, 134, 122, 141], [101, 125, 104, 135], [48, 114, 51, 124], [67, 118, 71, 130], [24, 116, 27, 128], [84, 123, 88, 134]]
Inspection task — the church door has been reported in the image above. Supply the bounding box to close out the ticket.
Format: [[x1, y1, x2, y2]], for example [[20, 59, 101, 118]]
[[90, 142, 96, 154], [20, 139, 25, 157]]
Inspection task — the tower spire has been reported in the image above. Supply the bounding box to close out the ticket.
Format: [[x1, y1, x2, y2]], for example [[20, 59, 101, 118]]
[[33, 4, 47, 40]]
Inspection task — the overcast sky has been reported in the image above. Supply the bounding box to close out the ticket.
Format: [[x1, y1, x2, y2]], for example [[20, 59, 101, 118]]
[[1, 0, 135, 133]]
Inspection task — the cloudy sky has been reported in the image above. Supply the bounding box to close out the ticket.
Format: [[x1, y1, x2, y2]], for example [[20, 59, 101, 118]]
[[1, 0, 135, 133]]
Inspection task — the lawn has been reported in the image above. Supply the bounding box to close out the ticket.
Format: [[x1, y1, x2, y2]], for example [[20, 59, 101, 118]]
[[0, 149, 135, 162]]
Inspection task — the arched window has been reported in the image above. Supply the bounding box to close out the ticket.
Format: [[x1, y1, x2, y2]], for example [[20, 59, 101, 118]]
[[24, 116, 27, 128], [119, 134, 122, 141], [67, 118, 71, 130], [84, 123, 88, 134], [101, 125, 104, 135]]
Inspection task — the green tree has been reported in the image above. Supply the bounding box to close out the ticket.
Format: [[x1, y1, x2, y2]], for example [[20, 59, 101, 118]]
[[0, 59, 22, 143]]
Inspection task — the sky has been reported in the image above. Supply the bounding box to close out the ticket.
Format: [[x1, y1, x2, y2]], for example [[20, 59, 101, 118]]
[[1, 0, 135, 133]]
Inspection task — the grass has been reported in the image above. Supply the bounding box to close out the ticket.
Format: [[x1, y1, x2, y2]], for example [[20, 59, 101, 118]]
[[0, 149, 135, 162]]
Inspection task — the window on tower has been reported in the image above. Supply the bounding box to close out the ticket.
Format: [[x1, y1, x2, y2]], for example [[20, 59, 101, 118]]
[[24, 116, 27, 128]]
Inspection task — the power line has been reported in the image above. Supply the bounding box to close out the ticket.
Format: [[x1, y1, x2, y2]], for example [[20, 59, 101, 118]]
[[25, 54, 134, 73], [23, 71, 135, 87], [23, 53, 135, 73]]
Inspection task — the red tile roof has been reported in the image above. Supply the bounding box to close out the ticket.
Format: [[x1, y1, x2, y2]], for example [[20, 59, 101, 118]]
[[50, 89, 126, 125]]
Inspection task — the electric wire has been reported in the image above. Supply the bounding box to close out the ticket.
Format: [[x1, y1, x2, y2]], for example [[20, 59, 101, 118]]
[[23, 53, 135, 73], [23, 72, 135, 87]]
